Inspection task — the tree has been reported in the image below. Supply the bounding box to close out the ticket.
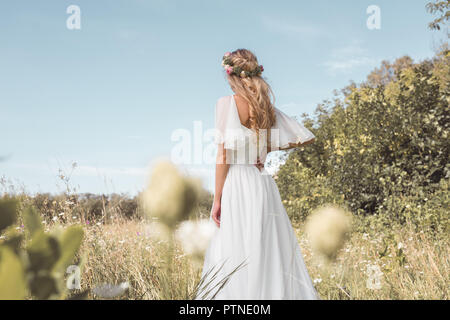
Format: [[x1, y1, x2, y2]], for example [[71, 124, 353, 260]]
[[275, 49, 449, 233], [426, 0, 450, 30]]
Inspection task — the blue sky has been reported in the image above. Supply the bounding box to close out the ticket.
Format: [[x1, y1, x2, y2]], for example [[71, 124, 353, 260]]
[[0, 0, 445, 195]]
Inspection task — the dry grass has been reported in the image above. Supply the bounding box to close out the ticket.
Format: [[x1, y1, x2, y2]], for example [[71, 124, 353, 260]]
[[2, 175, 447, 300], [295, 222, 449, 300], [78, 218, 201, 299], [75, 217, 449, 300]]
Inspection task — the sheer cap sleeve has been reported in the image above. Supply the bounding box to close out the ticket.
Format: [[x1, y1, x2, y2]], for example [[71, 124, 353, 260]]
[[214, 96, 251, 150], [271, 107, 315, 149]]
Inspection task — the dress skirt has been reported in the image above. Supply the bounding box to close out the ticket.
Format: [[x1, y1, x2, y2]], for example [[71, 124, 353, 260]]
[[198, 164, 319, 300]]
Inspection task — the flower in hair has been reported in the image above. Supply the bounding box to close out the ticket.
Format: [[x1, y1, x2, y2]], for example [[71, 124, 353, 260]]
[[221, 52, 264, 77]]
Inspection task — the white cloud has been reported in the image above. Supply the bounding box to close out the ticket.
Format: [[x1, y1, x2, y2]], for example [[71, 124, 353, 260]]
[[261, 15, 324, 38], [322, 43, 378, 74]]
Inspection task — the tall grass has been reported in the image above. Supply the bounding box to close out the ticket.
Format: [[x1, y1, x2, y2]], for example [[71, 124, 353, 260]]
[[79, 217, 201, 299], [1, 176, 448, 300], [72, 215, 449, 300]]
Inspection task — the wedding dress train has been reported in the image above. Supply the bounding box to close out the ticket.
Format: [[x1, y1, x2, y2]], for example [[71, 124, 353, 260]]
[[198, 95, 319, 300]]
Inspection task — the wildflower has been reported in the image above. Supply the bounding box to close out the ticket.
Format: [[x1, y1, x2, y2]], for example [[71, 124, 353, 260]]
[[52, 216, 58, 222], [397, 242, 404, 250], [313, 278, 322, 284], [175, 219, 216, 263], [305, 205, 352, 261]]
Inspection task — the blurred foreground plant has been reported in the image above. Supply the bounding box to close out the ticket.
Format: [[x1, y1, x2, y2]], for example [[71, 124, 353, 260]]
[[0, 198, 84, 299], [141, 160, 242, 299], [305, 205, 352, 262]]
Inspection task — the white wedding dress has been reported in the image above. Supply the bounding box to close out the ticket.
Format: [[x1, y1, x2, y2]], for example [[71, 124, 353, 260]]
[[198, 95, 319, 300]]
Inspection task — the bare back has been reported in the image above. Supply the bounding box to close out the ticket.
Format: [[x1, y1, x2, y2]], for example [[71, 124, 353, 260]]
[[233, 94, 251, 129]]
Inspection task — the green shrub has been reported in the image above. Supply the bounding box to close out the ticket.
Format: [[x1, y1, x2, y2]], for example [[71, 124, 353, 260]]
[[276, 48, 449, 234]]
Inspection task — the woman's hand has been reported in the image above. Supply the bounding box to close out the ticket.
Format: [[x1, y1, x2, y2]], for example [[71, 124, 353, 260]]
[[255, 158, 264, 171], [212, 201, 221, 228]]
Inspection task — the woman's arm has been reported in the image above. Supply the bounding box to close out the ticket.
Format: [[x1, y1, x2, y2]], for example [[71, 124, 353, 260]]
[[278, 138, 316, 151], [212, 143, 230, 227]]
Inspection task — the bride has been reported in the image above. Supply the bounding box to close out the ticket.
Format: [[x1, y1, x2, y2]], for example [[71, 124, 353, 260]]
[[199, 49, 319, 300]]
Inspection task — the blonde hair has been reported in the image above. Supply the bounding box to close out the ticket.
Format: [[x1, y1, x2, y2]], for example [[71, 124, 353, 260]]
[[225, 49, 276, 131]]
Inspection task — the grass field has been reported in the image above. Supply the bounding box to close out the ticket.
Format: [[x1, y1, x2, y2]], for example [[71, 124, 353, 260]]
[[72, 216, 448, 300]]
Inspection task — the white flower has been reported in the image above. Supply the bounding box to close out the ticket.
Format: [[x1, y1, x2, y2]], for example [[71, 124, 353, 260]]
[[175, 219, 216, 262], [52, 216, 58, 221], [397, 242, 404, 250], [313, 278, 322, 284]]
